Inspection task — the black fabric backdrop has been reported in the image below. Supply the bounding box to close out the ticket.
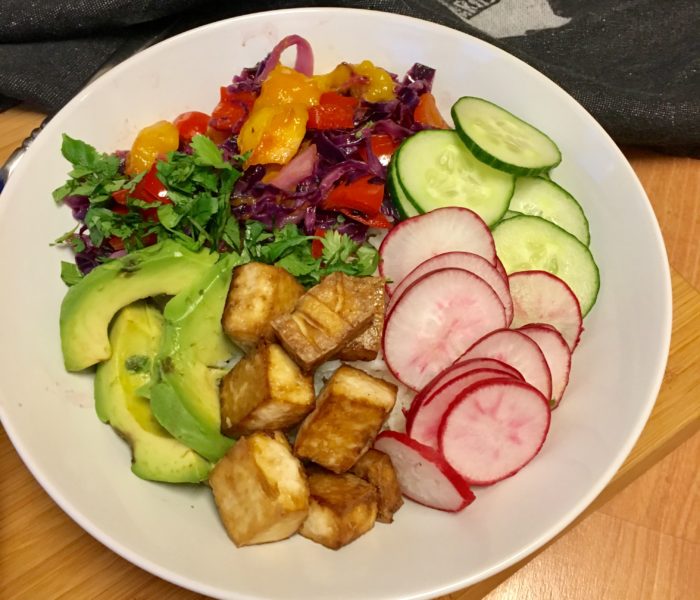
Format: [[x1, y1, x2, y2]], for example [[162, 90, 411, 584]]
[[1, 0, 698, 155]]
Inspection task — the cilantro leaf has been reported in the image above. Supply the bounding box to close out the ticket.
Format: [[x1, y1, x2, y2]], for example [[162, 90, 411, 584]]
[[60, 261, 83, 286], [53, 135, 125, 205], [190, 134, 232, 170], [60, 134, 120, 176]]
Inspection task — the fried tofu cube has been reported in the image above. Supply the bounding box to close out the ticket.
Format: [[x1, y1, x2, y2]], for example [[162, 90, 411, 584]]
[[294, 365, 397, 473], [222, 262, 304, 349], [350, 449, 403, 523], [336, 277, 385, 361], [210, 431, 309, 547], [220, 343, 315, 436], [272, 273, 374, 371], [299, 470, 378, 549]]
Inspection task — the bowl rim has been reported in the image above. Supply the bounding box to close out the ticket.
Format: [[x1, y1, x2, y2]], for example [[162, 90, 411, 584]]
[[0, 6, 673, 599]]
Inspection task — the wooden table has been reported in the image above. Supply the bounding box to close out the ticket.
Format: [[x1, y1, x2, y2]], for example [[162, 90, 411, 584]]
[[1, 107, 698, 599]]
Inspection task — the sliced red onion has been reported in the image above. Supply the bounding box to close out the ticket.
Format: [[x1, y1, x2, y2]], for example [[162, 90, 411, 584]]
[[269, 144, 318, 192], [259, 34, 314, 80]]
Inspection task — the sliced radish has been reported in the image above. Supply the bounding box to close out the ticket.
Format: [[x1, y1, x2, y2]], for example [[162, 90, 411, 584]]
[[383, 268, 506, 390], [459, 329, 552, 401], [410, 368, 520, 449], [379, 207, 497, 294], [439, 379, 551, 485], [387, 251, 514, 325], [442, 357, 523, 382], [518, 324, 572, 408], [405, 357, 524, 434], [509, 270, 583, 350], [495, 257, 508, 281], [374, 430, 475, 512]]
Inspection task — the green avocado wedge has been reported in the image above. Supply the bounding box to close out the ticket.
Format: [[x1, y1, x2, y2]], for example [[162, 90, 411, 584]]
[[150, 252, 246, 462], [60, 241, 219, 372], [94, 302, 212, 483]]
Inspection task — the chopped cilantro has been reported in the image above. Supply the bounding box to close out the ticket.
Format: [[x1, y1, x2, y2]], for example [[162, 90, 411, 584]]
[[53, 133, 379, 287], [60, 261, 83, 286], [240, 221, 379, 287], [53, 135, 125, 204]]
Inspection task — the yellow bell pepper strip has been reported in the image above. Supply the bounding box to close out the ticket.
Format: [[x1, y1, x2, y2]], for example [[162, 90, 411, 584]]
[[238, 104, 309, 165], [349, 60, 396, 102], [125, 120, 179, 176], [238, 64, 321, 165], [315, 61, 396, 103], [255, 64, 322, 108]]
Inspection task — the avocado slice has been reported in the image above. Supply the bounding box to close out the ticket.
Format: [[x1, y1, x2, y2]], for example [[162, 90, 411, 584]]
[[150, 252, 245, 462], [94, 302, 212, 483], [60, 241, 219, 372]]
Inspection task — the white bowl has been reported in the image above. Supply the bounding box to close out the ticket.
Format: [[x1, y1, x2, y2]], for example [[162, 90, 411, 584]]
[[0, 8, 671, 600]]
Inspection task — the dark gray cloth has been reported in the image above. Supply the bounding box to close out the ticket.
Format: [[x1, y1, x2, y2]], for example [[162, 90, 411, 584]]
[[1, 0, 698, 154]]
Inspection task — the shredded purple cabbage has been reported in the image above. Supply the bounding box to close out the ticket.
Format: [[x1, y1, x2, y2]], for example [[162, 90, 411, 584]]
[[66, 52, 439, 274], [228, 61, 438, 239], [63, 195, 90, 221], [73, 227, 112, 275]]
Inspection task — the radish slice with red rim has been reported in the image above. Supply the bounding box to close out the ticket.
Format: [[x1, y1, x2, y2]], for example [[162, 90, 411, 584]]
[[387, 251, 513, 325], [405, 357, 523, 434], [410, 368, 520, 449], [459, 329, 552, 401], [374, 430, 475, 512], [383, 268, 506, 390], [518, 324, 572, 408], [379, 207, 497, 294], [509, 270, 583, 350], [495, 257, 508, 281], [439, 378, 551, 485]]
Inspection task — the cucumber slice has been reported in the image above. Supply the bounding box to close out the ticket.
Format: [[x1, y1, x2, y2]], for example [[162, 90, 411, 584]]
[[387, 157, 419, 219], [452, 97, 561, 176], [502, 210, 521, 220], [492, 215, 599, 316], [510, 176, 590, 245], [396, 130, 514, 227]]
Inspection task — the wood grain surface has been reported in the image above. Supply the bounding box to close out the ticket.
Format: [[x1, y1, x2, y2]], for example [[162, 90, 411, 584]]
[[1, 106, 698, 600]]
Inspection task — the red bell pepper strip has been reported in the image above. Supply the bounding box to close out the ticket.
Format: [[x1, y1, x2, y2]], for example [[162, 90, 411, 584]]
[[173, 111, 211, 143], [108, 236, 125, 251], [311, 228, 325, 259], [307, 92, 358, 130], [210, 87, 257, 133], [111, 189, 129, 205], [323, 175, 385, 216], [111, 202, 129, 215], [414, 92, 450, 129], [358, 134, 400, 166], [338, 208, 393, 229], [132, 163, 171, 205]]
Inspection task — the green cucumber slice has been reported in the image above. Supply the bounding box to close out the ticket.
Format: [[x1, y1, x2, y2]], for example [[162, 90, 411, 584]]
[[452, 97, 561, 176], [492, 215, 599, 316], [395, 129, 514, 227], [502, 210, 521, 220], [387, 157, 419, 219], [510, 176, 590, 245]]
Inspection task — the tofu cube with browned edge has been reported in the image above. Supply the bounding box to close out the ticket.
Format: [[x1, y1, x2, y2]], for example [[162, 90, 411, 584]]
[[220, 342, 315, 436], [294, 365, 397, 473], [350, 449, 403, 523], [222, 262, 304, 350], [272, 273, 374, 371], [337, 277, 386, 362], [299, 470, 378, 549], [209, 431, 309, 547]]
